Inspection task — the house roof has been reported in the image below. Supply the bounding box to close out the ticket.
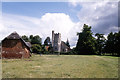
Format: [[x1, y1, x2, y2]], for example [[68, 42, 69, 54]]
[[6, 31, 21, 39], [61, 41, 70, 49], [3, 31, 31, 49], [25, 42, 32, 48]]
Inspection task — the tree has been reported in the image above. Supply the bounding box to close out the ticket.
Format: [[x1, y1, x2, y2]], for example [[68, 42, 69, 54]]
[[44, 37, 53, 53], [114, 31, 120, 56], [22, 35, 29, 42], [31, 44, 42, 54], [66, 39, 70, 47], [21, 34, 45, 54], [104, 32, 115, 55], [75, 24, 96, 55], [44, 37, 51, 46], [104, 31, 120, 56], [31, 35, 42, 45], [29, 35, 33, 42], [0, 41, 1, 46], [95, 33, 105, 55]]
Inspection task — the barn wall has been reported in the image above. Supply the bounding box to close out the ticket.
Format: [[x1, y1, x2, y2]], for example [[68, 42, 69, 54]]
[[2, 39, 30, 59]]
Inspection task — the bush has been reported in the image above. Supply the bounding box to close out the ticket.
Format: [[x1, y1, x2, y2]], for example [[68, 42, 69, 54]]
[[31, 44, 42, 54], [60, 51, 77, 55]]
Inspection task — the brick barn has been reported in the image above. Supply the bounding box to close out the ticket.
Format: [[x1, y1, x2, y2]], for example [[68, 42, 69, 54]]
[[1, 32, 31, 59]]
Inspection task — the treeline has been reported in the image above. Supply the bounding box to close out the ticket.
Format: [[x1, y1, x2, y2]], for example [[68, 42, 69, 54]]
[[22, 35, 70, 55], [22, 35, 47, 54], [74, 24, 120, 56], [21, 24, 120, 56]]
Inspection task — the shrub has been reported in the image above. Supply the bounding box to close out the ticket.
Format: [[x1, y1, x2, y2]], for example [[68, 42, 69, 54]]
[[31, 44, 42, 54]]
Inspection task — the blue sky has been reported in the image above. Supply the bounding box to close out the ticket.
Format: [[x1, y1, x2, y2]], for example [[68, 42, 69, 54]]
[[2, 2, 81, 22], [0, 2, 118, 48]]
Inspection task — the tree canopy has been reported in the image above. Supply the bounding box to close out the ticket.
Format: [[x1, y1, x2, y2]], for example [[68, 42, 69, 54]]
[[104, 31, 120, 56], [95, 33, 105, 55], [44, 37, 51, 46], [76, 24, 96, 55], [21, 26, 120, 56]]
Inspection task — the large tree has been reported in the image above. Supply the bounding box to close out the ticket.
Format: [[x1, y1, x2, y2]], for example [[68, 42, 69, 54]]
[[22, 35, 30, 42], [44, 37, 52, 53], [95, 33, 105, 55], [44, 37, 51, 46], [31, 44, 42, 54], [22, 35, 43, 54], [114, 31, 120, 56], [31, 35, 42, 45], [104, 31, 120, 56], [76, 24, 96, 55], [104, 32, 115, 55], [29, 35, 33, 42]]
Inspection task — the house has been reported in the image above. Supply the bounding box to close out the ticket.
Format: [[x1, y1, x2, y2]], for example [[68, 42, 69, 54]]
[[52, 30, 71, 53], [1, 32, 31, 59], [45, 46, 50, 51], [61, 41, 71, 52]]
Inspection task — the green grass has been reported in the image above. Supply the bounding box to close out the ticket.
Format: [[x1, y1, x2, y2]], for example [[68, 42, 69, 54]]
[[2, 54, 118, 78]]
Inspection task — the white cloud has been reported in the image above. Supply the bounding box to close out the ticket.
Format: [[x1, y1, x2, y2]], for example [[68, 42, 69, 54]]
[[70, 2, 118, 34], [1, 13, 79, 48], [68, 1, 118, 47], [39, 13, 75, 41], [1, 2, 118, 48]]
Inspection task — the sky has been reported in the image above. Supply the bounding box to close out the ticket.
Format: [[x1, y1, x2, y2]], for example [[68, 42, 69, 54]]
[[0, 1, 119, 48]]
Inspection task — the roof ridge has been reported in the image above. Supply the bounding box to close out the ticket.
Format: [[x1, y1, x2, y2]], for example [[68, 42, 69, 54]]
[[6, 31, 21, 39]]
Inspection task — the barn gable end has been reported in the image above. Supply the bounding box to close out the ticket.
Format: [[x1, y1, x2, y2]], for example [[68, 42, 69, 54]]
[[1, 32, 31, 59]]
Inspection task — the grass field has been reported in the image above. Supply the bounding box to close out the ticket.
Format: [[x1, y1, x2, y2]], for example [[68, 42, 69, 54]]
[[2, 54, 118, 78]]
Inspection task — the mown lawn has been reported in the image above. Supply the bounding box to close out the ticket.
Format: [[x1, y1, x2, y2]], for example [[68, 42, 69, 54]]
[[2, 55, 118, 78]]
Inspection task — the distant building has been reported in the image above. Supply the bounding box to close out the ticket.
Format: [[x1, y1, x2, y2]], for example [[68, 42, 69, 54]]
[[45, 46, 50, 51], [52, 30, 61, 52], [1, 32, 31, 59], [61, 41, 71, 52], [52, 30, 70, 53]]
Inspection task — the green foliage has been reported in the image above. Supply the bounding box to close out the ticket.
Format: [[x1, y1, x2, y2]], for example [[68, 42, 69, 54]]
[[60, 51, 77, 55], [41, 45, 48, 54], [22, 35, 42, 45], [104, 31, 120, 56], [31, 35, 42, 45], [44, 37, 51, 46], [22, 35, 30, 42], [95, 33, 106, 55], [31, 44, 42, 54], [76, 24, 96, 55], [21, 26, 120, 56], [104, 32, 115, 54], [29, 35, 33, 40], [22, 35, 43, 54], [0, 41, 1, 46], [66, 39, 70, 47], [44, 37, 53, 53]]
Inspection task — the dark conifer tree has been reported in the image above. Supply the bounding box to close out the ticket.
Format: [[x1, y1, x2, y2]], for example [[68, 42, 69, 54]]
[[95, 33, 105, 55], [66, 39, 70, 47], [76, 24, 96, 55]]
